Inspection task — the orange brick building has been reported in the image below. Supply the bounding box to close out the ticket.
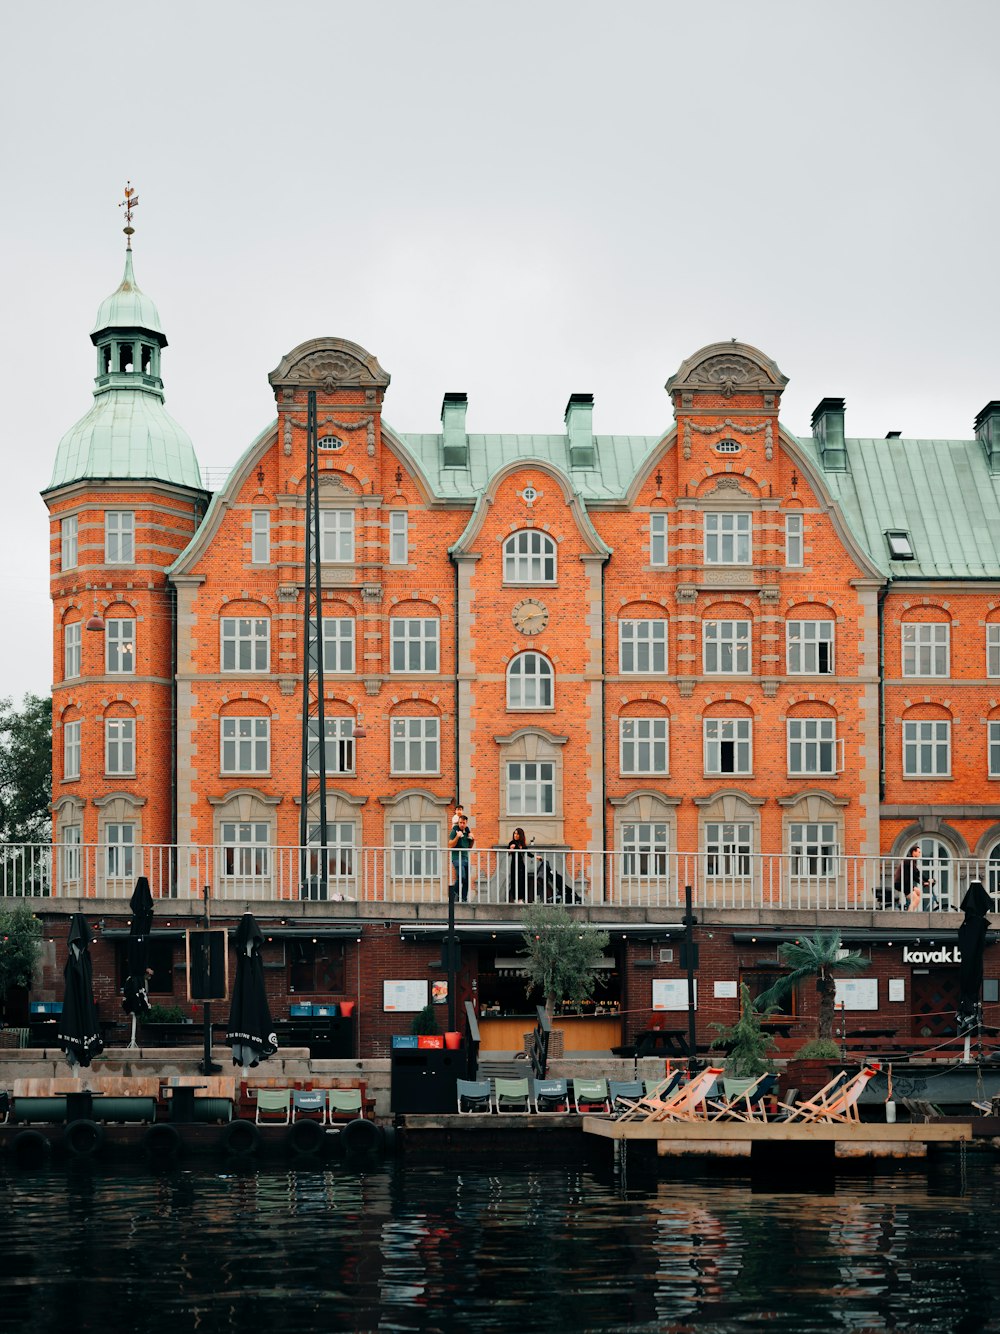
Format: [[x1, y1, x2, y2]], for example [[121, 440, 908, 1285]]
[[36, 239, 1000, 1056]]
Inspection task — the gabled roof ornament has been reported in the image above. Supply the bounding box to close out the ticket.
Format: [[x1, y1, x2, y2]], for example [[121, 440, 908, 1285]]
[[119, 181, 139, 248]]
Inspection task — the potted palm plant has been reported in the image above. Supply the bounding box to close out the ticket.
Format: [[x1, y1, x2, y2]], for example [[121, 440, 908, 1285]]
[[709, 982, 778, 1098], [756, 930, 869, 1098]]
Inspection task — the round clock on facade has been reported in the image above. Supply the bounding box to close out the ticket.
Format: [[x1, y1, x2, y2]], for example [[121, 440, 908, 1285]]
[[512, 598, 549, 635]]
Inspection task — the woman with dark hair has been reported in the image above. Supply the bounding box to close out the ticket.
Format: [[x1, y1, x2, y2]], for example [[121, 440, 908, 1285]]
[[507, 828, 534, 902], [896, 844, 937, 911]]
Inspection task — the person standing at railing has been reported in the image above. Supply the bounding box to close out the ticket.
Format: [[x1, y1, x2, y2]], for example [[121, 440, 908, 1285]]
[[507, 827, 534, 903], [449, 813, 475, 903], [897, 844, 937, 911]]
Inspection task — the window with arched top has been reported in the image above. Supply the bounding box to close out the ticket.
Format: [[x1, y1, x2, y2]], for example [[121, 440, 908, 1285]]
[[507, 652, 554, 709], [504, 530, 556, 584]]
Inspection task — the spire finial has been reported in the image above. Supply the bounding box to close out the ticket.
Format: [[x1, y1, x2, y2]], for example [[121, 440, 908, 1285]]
[[119, 181, 139, 248]]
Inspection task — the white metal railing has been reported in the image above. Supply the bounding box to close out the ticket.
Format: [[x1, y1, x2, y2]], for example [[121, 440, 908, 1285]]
[[0, 842, 994, 912]]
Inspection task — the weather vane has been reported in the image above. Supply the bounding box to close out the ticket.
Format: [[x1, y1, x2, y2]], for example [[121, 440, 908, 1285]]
[[119, 181, 139, 245]]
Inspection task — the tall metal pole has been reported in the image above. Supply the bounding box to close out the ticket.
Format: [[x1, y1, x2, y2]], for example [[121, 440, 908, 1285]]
[[199, 884, 221, 1075], [684, 884, 698, 1067], [446, 879, 458, 1032], [300, 389, 328, 896]]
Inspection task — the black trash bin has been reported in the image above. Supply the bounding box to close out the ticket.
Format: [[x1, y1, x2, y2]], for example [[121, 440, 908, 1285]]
[[391, 1045, 464, 1114]]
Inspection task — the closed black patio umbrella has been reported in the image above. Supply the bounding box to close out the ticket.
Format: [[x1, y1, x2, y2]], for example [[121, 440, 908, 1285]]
[[122, 876, 154, 1048], [957, 879, 991, 1036], [225, 912, 277, 1073], [56, 913, 104, 1070]]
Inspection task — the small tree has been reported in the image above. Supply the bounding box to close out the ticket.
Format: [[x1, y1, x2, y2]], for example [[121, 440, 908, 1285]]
[[0, 903, 42, 1000], [709, 982, 779, 1078], [411, 1003, 440, 1036], [756, 930, 869, 1042], [0, 694, 52, 844], [519, 904, 610, 1018]]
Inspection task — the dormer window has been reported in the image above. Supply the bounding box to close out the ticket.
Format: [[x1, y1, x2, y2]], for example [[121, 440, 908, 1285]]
[[318, 435, 344, 451], [886, 529, 914, 560], [716, 439, 741, 454]]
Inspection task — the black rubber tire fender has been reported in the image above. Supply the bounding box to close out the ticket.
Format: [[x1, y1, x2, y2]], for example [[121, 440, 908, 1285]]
[[341, 1116, 381, 1157], [221, 1118, 261, 1158], [287, 1117, 325, 1157], [64, 1118, 105, 1158], [11, 1129, 51, 1166], [143, 1122, 183, 1163]]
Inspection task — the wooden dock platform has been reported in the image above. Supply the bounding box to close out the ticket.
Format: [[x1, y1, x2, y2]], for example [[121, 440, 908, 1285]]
[[583, 1115, 975, 1158]]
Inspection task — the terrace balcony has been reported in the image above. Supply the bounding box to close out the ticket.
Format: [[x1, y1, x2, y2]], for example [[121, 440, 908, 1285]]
[[0, 842, 988, 915]]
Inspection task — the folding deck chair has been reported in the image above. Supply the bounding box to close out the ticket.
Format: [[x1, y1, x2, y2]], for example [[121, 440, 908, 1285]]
[[456, 1079, 492, 1114], [254, 1088, 291, 1125], [532, 1078, 570, 1113], [707, 1073, 778, 1121], [613, 1070, 685, 1121], [641, 1065, 726, 1122], [781, 1067, 879, 1124], [573, 1078, 611, 1114], [493, 1077, 532, 1114], [292, 1089, 327, 1123]]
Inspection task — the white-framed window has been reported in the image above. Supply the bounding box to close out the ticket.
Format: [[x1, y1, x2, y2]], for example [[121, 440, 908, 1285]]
[[704, 512, 751, 565], [785, 514, 804, 567], [391, 822, 440, 878], [989, 625, 1000, 677], [106, 823, 135, 879], [319, 510, 355, 564], [503, 530, 556, 583], [506, 760, 555, 815], [902, 719, 951, 776], [787, 718, 837, 775], [391, 618, 439, 673], [619, 717, 669, 774], [650, 513, 668, 567], [619, 620, 668, 674], [105, 718, 135, 775], [621, 822, 669, 878], [786, 621, 834, 674], [704, 718, 752, 775], [251, 510, 270, 564], [507, 652, 554, 708], [789, 822, 839, 877], [705, 822, 753, 877], [106, 618, 135, 674], [703, 620, 751, 674], [389, 511, 409, 565], [989, 722, 1000, 778], [307, 619, 355, 674], [64, 720, 81, 781], [220, 717, 270, 774], [105, 511, 135, 564], [306, 821, 356, 881], [221, 822, 270, 879], [902, 622, 950, 677], [391, 716, 440, 773], [60, 825, 81, 883], [307, 718, 355, 775], [64, 621, 81, 680], [61, 515, 78, 570], [221, 617, 270, 672]]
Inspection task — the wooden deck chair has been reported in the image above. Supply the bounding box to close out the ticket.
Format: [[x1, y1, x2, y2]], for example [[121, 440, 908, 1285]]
[[493, 1077, 532, 1114], [645, 1065, 726, 1122], [531, 1077, 570, 1113], [456, 1078, 493, 1114], [327, 1088, 364, 1123], [613, 1070, 685, 1121], [573, 1078, 611, 1114], [254, 1088, 291, 1125], [292, 1089, 326, 1124], [607, 1079, 645, 1115], [786, 1067, 878, 1124], [774, 1072, 848, 1121], [708, 1073, 778, 1122]]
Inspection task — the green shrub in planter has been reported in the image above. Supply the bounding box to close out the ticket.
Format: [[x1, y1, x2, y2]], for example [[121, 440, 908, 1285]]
[[411, 1003, 440, 1036], [793, 1038, 841, 1061], [709, 983, 778, 1077], [144, 1003, 187, 1025]]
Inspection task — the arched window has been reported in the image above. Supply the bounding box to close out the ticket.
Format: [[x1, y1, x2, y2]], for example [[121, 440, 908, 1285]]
[[504, 530, 556, 584], [987, 844, 1000, 908], [507, 652, 554, 709]]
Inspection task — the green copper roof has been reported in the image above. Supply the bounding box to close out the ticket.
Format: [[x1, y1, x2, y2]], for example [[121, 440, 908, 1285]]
[[91, 247, 164, 336], [47, 390, 203, 491], [394, 429, 663, 500], [793, 433, 1000, 579]]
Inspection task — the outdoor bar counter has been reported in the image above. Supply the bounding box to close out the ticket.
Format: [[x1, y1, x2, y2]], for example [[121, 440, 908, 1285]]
[[478, 1013, 622, 1053]]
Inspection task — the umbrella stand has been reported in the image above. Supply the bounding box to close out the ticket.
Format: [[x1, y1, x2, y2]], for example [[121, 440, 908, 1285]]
[[198, 886, 222, 1076]]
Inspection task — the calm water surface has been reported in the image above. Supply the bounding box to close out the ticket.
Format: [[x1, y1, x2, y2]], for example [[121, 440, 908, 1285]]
[[2, 1153, 999, 1332]]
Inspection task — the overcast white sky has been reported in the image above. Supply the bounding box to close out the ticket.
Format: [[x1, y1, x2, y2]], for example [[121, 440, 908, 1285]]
[[2, 1, 998, 704]]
